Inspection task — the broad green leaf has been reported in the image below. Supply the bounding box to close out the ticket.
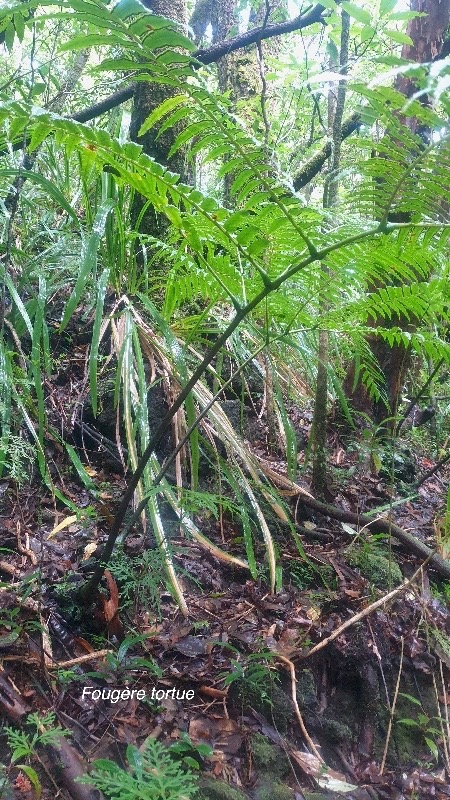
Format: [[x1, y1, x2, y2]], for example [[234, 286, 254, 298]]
[[4, 274, 33, 337], [16, 766, 41, 800], [89, 267, 110, 416], [60, 199, 114, 330], [4, 21, 14, 52], [13, 11, 24, 40], [424, 737, 439, 761], [139, 94, 188, 137], [111, 0, 147, 19], [65, 445, 97, 492], [340, 2, 371, 25], [59, 33, 128, 51], [144, 27, 195, 51], [389, 11, 426, 19], [373, 55, 409, 65], [385, 29, 413, 45], [380, 0, 397, 14], [361, 25, 375, 42]]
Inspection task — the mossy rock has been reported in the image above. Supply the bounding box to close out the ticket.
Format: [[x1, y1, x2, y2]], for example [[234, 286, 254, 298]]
[[253, 779, 293, 800], [250, 734, 291, 779], [317, 717, 352, 745], [197, 775, 248, 800], [346, 546, 402, 589]]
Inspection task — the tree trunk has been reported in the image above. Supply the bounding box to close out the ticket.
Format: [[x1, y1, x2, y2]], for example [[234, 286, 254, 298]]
[[129, 0, 187, 243]]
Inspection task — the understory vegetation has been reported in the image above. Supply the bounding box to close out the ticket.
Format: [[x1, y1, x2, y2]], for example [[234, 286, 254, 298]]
[[0, 0, 450, 798]]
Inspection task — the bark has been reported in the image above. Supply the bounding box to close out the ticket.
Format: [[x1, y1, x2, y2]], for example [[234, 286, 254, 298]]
[[129, 0, 187, 243], [129, 0, 187, 173], [396, 0, 450, 102], [189, 0, 213, 43], [211, 0, 237, 93]]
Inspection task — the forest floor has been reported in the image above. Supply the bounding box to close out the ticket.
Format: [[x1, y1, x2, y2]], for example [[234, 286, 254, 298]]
[[1, 333, 450, 800]]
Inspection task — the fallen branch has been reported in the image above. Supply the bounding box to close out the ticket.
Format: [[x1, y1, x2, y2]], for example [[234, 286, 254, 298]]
[[416, 451, 450, 487], [300, 556, 432, 661], [299, 494, 450, 579], [48, 648, 113, 670]]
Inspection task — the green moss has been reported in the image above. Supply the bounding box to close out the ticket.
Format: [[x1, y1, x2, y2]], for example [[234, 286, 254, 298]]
[[296, 669, 318, 710], [197, 776, 248, 800], [231, 677, 293, 734], [346, 546, 402, 589], [303, 794, 338, 800], [318, 717, 352, 745], [254, 779, 293, 800], [251, 734, 290, 779]]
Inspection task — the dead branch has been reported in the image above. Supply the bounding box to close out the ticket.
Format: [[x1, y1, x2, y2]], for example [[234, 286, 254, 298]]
[[276, 654, 323, 762], [48, 649, 113, 670], [293, 111, 362, 190], [299, 494, 450, 579]]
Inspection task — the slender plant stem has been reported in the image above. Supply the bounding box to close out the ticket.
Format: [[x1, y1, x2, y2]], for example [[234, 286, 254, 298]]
[[380, 635, 404, 775], [396, 356, 444, 435], [76, 221, 434, 602]]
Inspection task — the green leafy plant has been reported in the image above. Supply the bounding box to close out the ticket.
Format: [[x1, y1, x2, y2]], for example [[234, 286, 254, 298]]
[[104, 633, 162, 679], [108, 544, 167, 616], [397, 693, 444, 762], [169, 733, 213, 771], [1, 0, 450, 616], [221, 647, 280, 709], [4, 711, 67, 799], [80, 736, 199, 800]]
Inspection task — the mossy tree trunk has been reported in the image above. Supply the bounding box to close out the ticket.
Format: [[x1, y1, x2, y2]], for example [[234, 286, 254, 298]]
[[129, 0, 187, 246]]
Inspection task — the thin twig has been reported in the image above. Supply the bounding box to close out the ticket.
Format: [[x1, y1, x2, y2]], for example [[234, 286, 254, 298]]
[[380, 636, 404, 775], [277, 654, 323, 762], [416, 451, 450, 488], [49, 649, 113, 670], [301, 556, 433, 661]]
